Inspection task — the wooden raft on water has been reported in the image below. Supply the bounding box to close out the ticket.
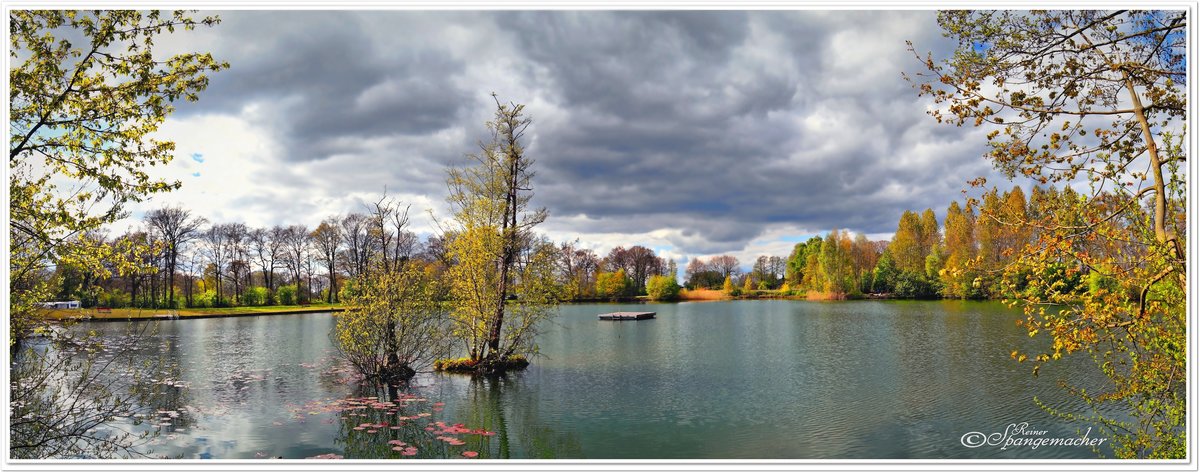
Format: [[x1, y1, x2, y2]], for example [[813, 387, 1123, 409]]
[[597, 311, 656, 320]]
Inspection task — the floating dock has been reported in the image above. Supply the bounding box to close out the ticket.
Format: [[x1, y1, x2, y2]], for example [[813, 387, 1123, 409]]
[[598, 311, 656, 320]]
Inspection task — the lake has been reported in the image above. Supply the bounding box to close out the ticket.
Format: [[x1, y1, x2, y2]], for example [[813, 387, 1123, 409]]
[[69, 300, 1115, 460]]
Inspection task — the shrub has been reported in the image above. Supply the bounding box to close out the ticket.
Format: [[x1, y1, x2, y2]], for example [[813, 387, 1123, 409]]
[[276, 285, 297, 306], [336, 266, 449, 382], [894, 271, 938, 299], [99, 288, 130, 308], [645, 275, 681, 301], [241, 287, 268, 306], [193, 290, 218, 308], [595, 270, 629, 300]]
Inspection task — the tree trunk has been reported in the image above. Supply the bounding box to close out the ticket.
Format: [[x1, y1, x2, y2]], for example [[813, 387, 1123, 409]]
[[1124, 74, 1170, 246], [167, 250, 176, 307]]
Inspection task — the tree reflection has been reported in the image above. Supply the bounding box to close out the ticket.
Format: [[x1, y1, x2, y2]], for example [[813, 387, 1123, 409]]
[[332, 374, 580, 459]]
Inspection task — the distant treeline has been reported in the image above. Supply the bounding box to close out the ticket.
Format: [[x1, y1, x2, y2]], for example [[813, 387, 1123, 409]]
[[777, 185, 1110, 300], [51, 196, 685, 308], [52, 185, 1108, 308]]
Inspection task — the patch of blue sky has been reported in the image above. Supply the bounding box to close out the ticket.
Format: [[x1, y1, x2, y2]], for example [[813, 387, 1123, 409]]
[[774, 233, 818, 244]]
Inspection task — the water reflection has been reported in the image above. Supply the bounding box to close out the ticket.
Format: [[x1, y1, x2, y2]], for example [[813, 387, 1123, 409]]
[[324, 377, 578, 459], [52, 302, 1118, 459]]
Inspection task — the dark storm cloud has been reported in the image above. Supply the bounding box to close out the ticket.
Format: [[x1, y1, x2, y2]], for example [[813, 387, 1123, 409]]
[[171, 10, 1017, 256], [507, 11, 988, 249], [176, 11, 471, 162]]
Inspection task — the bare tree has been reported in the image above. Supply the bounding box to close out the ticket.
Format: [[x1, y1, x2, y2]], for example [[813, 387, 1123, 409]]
[[145, 206, 206, 308], [248, 227, 281, 297], [281, 225, 310, 303], [394, 229, 418, 269], [180, 249, 202, 307], [269, 226, 289, 296], [366, 193, 411, 274], [558, 241, 600, 298], [710, 255, 741, 279], [201, 224, 230, 306], [338, 213, 371, 279], [221, 223, 249, 304], [418, 232, 456, 268], [311, 218, 342, 304]]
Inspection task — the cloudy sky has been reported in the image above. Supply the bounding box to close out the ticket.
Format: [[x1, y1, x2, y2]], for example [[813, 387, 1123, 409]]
[[127, 9, 1023, 268]]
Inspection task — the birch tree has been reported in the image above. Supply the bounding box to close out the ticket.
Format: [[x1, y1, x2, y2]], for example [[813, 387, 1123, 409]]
[[444, 95, 557, 374], [910, 10, 1186, 458]]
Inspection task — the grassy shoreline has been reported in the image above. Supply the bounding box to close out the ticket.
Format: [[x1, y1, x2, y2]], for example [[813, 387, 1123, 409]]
[[44, 304, 345, 321]]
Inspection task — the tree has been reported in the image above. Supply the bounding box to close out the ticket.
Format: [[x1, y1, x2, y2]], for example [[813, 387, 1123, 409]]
[[801, 238, 825, 292], [600, 245, 664, 294], [627, 245, 664, 292], [8, 10, 225, 458], [721, 275, 734, 295], [335, 263, 449, 382], [919, 209, 940, 255], [144, 207, 207, 308], [200, 225, 230, 307], [850, 234, 880, 294], [9, 10, 225, 339], [786, 237, 823, 289], [889, 211, 925, 274], [975, 188, 1004, 282], [710, 255, 741, 280], [222, 223, 249, 305], [595, 269, 628, 301], [281, 225, 310, 304], [941, 200, 978, 298], [872, 249, 899, 294], [365, 193, 411, 274], [339, 213, 372, 279], [998, 186, 1031, 260], [645, 274, 681, 301], [684, 257, 722, 289], [751, 255, 785, 289], [248, 227, 282, 301], [444, 95, 555, 374], [180, 250, 204, 307], [818, 230, 853, 294], [558, 241, 600, 299], [311, 219, 342, 304], [911, 10, 1186, 457]]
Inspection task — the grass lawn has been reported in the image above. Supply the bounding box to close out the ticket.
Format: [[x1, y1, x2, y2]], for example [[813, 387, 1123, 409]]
[[45, 303, 345, 320]]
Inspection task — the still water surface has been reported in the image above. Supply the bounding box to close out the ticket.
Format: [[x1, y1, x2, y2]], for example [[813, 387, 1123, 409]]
[[77, 300, 1113, 459]]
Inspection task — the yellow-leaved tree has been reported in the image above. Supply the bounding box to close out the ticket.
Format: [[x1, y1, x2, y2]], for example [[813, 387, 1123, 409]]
[[910, 10, 1186, 458], [335, 264, 450, 382], [9, 10, 226, 458], [443, 95, 560, 374]]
